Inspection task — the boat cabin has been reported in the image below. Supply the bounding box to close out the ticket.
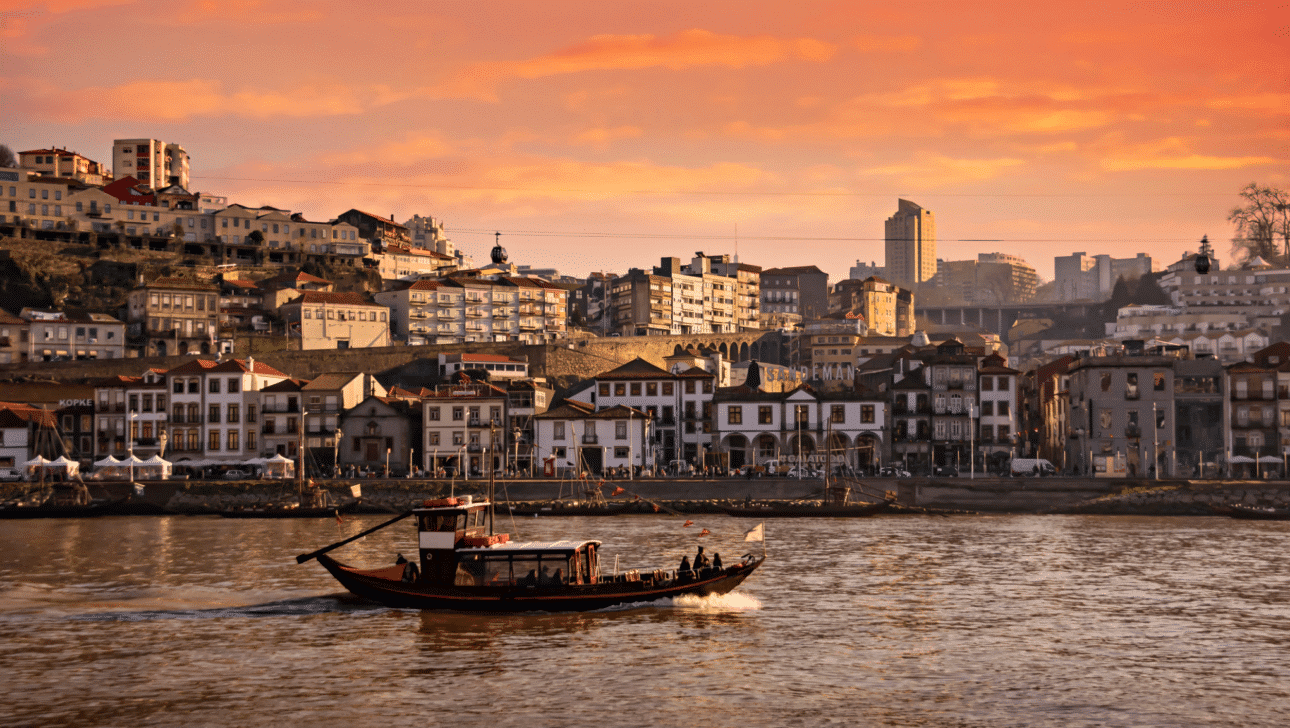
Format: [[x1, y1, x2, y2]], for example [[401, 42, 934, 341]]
[[413, 497, 602, 587]]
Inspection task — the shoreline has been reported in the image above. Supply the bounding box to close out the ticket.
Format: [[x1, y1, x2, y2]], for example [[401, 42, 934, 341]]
[[7, 476, 1290, 516]]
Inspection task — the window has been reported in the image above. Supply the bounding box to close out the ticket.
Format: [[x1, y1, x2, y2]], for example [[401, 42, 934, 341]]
[[794, 405, 809, 425], [1101, 372, 1112, 392], [227, 430, 239, 451], [980, 401, 993, 416], [428, 406, 440, 421], [209, 378, 221, 394], [1100, 409, 1112, 433], [728, 407, 743, 425], [998, 377, 1009, 391], [630, 383, 641, 397], [228, 404, 240, 423], [614, 383, 626, 396], [209, 430, 221, 451], [662, 382, 674, 396], [188, 380, 199, 394], [452, 407, 463, 421], [646, 382, 658, 396], [615, 447, 630, 459], [861, 405, 874, 423], [247, 430, 256, 452], [685, 380, 695, 394], [598, 383, 610, 397], [452, 432, 464, 446], [981, 424, 994, 441], [998, 401, 1009, 417], [703, 380, 713, 394], [554, 422, 565, 440], [209, 404, 221, 423], [830, 405, 845, 423], [228, 378, 240, 394], [616, 421, 628, 440], [981, 376, 993, 391], [758, 406, 773, 424]]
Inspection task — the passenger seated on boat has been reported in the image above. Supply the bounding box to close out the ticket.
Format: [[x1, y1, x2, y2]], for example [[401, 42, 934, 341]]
[[693, 546, 710, 571], [711, 552, 723, 570], [521, 569, 537, 586], [679, 555, 691, 575], [552, 568, 563, 585]]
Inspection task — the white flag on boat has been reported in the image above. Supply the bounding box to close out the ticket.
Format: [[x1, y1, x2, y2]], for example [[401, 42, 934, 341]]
[[350, 484, 362, 498], [744, 523, 765, 542]]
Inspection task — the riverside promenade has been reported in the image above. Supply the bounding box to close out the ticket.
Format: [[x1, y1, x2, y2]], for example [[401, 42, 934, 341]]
[[11, 476, 1290, 515]]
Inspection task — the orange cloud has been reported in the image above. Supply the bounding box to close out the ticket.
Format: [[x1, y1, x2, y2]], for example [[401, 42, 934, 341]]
[[8, 78, 366, 121], [1099, 138, 1280, 171], [861, 153, 1026, 188], [852, 34, 920, 53], [437, 29, 837, 100], [573, 126, 644, 148], [1206, 93, 1290, 115]]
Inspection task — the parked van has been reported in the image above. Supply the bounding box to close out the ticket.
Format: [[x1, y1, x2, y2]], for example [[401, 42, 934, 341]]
[[1009, 458, 1057, 477]]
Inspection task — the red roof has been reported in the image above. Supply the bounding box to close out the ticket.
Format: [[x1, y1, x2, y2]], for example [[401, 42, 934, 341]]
[[285, 291, 384, 307], [101, 176, 155, 203], [165, 358, 288, 377]]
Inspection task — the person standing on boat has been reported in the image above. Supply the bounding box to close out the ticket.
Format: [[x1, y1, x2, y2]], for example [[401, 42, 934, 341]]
[[694, 546, 710, 572]]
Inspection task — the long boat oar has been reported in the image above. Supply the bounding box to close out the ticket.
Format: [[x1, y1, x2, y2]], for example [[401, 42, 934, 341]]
[[296, 510, 413, 564]]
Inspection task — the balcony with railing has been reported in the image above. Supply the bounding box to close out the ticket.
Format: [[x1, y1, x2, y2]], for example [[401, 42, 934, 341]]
[[581, 434, 599, 444], [262, 403, 300, 413]]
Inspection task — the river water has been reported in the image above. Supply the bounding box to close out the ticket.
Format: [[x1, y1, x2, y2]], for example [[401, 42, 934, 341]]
[[1, 513, 1287, 728]]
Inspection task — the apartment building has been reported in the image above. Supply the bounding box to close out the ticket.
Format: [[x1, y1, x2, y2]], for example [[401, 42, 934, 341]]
[[112, 139, 189, 189], [532, 401, 651, 476], [1055, 251, 1153, 302], [593, 358, 684, 467], [760, 266, 829, 324], [885, 199, 936, 287], [18, 148, 109, 185], [126, 277, 221, 357], [92, 369, 168, 460], [165, 358, 288, 463], [375, 276, 567, 345], [301, 372, 386, 468], [259, 378, 307, 458], [976, 352, 1019, 471], [279, 292, 391, 350], [712, 386, 885, 472], [421, 381, 509, 477], [1067, 353, 1178, 478], [17, 309, 125, 361]]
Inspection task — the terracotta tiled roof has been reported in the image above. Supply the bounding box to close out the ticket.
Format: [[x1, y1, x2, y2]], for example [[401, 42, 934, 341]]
[[674, 366, 715, 379], [595, 357, 674, 381], [166, 358, 289, 377], [260, 378, 309, 392], [762, 265, 826, 276], [303, 372, 363, 390], [286, 291, 384, 307], [144, 276, 219, 292]]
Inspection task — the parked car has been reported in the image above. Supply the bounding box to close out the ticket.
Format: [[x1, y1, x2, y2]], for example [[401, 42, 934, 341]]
[[932, 465, 959, 477], [879, 466, 912, 478], [222, 469, 250, 480]]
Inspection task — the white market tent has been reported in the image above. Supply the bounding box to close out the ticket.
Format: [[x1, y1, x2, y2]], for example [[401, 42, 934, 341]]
[[137, 454, 172, 480], [48, 455, 80, 478], [264, 453, 295, 479]]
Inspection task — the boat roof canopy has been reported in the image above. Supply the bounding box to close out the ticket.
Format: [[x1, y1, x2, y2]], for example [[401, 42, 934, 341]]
[[412, 500, 490, 514], [458, 539, 601, 554]]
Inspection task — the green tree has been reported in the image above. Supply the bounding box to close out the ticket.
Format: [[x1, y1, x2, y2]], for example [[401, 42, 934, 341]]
[[1228, 183, 1290, 266], [0, 145, 16, 168]]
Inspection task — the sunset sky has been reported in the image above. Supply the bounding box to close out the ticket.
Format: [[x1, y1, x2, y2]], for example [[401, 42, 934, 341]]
[[4, 0, 1287, 282]]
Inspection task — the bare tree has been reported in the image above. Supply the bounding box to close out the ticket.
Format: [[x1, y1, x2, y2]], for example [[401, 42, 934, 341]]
[[0, 145, 16, 168], [1228, 183, 1290, 266]]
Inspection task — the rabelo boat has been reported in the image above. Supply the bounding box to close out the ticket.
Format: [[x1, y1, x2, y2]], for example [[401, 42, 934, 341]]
[[305, 495, 764, 612]]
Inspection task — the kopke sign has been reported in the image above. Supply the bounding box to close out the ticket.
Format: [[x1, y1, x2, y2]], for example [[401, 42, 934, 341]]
[[59, 399, 93, 407]]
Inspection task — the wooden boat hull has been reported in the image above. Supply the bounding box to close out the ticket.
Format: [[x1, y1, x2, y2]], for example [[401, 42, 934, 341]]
[[503, 502, 633, 517], [316, 553, 763, 612], [220, 500, 361, 519], [1212, 504, 1290, 520], [717, 500, 891, 518], [0, 503, 111, 519]]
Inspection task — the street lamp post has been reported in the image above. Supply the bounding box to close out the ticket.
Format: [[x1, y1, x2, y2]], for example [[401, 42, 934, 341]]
[[128, 411, 136, 483], [968, 402, 976, 480]]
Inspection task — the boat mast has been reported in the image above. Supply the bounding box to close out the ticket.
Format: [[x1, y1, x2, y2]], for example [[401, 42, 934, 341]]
[[488, 423, 496, 536]]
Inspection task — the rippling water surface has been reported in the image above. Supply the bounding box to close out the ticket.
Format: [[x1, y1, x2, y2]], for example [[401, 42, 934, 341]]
[[2, 514, 1288, 727]]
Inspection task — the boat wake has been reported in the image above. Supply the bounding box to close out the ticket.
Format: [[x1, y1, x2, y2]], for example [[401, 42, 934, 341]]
[[73, 592, 385, 622], [592, 590, 763, 614]]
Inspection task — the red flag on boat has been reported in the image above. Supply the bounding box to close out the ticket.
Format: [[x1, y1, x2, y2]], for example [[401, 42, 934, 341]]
[[335, 512, 343, 525], [652, 504, 660, 512], [611, 487, 625, 496], [698, 529, 711, 537], [634, 494, 642, 500], [683, 520, 694, 528]]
